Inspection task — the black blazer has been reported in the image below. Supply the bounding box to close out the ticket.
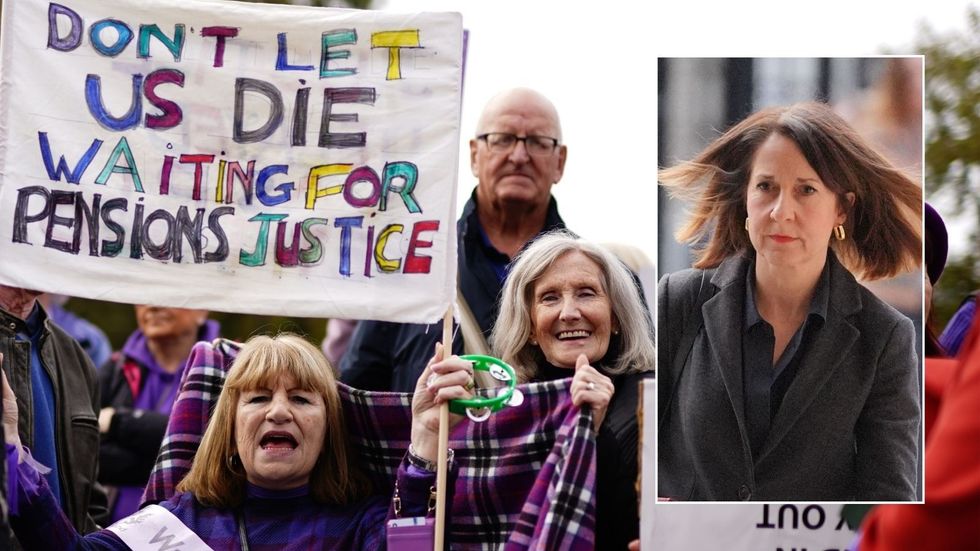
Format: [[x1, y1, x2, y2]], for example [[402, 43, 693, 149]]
[[658, 251, 919, 501]]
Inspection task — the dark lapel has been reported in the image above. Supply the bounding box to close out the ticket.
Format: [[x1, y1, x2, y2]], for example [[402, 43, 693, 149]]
[[702, 253, 754, 456], [758, 252, 862, 462]]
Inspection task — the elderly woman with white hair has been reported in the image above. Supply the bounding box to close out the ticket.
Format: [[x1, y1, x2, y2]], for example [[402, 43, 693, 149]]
[[491, 230, 654, 551]]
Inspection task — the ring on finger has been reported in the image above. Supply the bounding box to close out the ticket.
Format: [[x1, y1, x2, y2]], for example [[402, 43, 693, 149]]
[[464, 376, 475, 391], [587, 381, 596, 391]]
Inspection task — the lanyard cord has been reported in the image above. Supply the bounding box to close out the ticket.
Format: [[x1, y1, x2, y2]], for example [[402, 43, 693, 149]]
[[235, 507, 250, 551]]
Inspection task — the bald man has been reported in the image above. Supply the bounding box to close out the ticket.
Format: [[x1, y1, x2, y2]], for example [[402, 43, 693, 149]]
[[340, 88, 570, 391]]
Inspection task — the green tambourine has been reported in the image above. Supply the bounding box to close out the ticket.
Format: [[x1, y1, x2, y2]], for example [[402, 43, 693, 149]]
[[448, 355, 517, 418]]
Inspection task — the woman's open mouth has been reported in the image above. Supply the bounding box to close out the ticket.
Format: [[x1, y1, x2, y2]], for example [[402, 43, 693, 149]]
[[260, 431, 298, 451]]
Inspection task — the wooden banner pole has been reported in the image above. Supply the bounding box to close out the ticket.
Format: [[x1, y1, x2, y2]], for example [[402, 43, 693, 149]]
[[434, 308, 453, 551]]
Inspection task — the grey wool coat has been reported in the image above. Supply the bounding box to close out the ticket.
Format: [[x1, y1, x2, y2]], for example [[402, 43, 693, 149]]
[[657, 251, 919, 501]]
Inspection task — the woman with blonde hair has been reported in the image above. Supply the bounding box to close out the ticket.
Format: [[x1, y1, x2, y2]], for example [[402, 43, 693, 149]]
[[3, 333, 473, 549], [492, 230, 654, 550], [658, 101, 921, 501]]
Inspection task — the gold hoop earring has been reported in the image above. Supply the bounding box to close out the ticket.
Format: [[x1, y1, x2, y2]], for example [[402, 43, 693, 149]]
[[744, 218, 749, 231], [834, 225, 846, 241]]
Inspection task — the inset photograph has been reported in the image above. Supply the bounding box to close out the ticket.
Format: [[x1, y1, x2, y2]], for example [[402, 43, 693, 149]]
[[656, 57, 924, 502]]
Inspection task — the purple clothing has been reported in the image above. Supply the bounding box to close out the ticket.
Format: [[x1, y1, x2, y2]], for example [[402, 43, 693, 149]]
[[146, 340, 599, 550], [104, 320, 221, 522], [6, 444, 20, 517], [123, 320, 221, 415], [8, 442, 440, 550], [939, 297, 976, 357]]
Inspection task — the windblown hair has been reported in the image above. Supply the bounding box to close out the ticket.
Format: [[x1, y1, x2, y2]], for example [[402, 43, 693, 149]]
[[659, 101, 921, 280], [177, 334, 369, 508], [492, 230, 654, 381]]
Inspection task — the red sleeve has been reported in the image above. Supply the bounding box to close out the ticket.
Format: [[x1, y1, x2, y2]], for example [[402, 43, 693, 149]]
[[859, 322, 980, 550], [923, 359, 956, 442]]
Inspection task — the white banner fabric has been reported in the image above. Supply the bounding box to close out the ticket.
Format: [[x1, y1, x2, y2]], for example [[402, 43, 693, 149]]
[[107, 504, 213, 551], [0, 0, 462, 322], [649, 503, 858, 550]]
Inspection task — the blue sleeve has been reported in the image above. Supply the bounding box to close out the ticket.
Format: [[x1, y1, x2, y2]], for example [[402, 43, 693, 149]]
[[939, 299, 976, 357], [83, 325, 113, 371]]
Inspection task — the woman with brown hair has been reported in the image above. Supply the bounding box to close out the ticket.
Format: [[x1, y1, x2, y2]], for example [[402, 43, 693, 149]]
[[658, 102, 921, 501]]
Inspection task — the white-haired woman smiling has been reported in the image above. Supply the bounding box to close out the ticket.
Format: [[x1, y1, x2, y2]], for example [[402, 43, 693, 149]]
[[491, 230, 654, 551]]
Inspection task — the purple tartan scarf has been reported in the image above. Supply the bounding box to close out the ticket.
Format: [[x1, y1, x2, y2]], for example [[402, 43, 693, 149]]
[[143, 340, 597, 550]]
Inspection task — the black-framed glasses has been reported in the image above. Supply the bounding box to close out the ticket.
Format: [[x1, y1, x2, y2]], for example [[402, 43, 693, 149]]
[[477, 132, 560, 156]]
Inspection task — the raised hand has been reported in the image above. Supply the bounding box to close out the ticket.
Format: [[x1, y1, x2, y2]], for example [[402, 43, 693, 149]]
[[410, 343, 475, 462], [570, 353, 614, 430], [1, 353, 24, 460]]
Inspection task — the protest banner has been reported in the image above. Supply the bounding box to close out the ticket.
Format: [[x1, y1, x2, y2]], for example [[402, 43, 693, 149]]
[[0, 0, 463, 322], [647, 503, 857, 550]]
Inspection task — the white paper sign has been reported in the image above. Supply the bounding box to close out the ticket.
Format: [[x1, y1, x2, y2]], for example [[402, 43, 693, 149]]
[[648, 503, 857, 551], [107, 504, 213, 551], [640, 378, 655, 548], [0, 0, 462, 322], [642, 379, 857, 551]]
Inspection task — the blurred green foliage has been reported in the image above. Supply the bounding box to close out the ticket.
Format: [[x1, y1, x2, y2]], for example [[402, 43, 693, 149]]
[[934, 254, 979, 326], [68, 298, 328, 352], [920, 7, 980, 328]]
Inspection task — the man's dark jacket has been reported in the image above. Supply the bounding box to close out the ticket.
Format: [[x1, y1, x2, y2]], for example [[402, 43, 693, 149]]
[[340, 192, 567, 391], [0, 304, 108, 535]]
